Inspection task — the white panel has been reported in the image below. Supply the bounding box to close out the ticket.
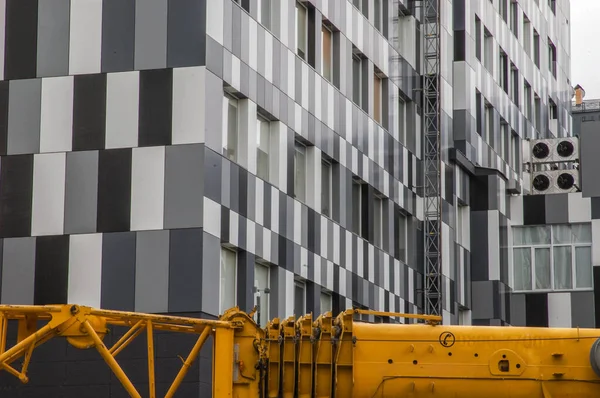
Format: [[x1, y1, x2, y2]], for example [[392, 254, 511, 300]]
[[339, 267, 346, 296], [408, 267, 414, 303], [285, 271, 294, 318], [229, 211, 239, 246], [173, 66, 205, 144], [287, 50, 295, 99], [277, 123, 288, 192], [294, 199, 302, 245], [131, 146, 165, 231], [206, 0, 224, 44], [255, 178, 264, 226], [488, 211, 501, 280], [327, 261, 334, 290], [510, 196, 524, 225], [384, 256, 390, 290], [301, 63, 308, 109], [314, 254, 321, 285], [0, 0, 5, 80], [368, 244, 374, 283], [345, 231, 352, 270], [68, 234, 103, 308], [442, 223, 451, 277], [247, 219, 256, 253], [265, 33, 273, 82], [315, 76, 322, 120], [548, 292, 572, 328], [106, 71, 139, 149], [40, 76, 73, 153], [592, 220, 600, 266], [333, 224, 340, 264], [249, 19, 258, 70], [31, 153, 66, 236], [300, 248, 308, 279], [69, 0, 102, 75], [356, 239, 363, 278], [568, 193, 592, 223], [263, 226, 271, 263], [231, 55, 241, 92]]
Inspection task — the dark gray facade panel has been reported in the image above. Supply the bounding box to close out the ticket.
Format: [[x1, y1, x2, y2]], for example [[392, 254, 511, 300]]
[[571, 291, 595, 328], [101, 0, 135, 73], [164, 144, 204, 229], [580, 128, 600, 198], [167, 0, 206, 67], [36, 0, 70, 77], [64, 151, 99, 234], [1, 237, 35, 305], [101, 232, 136, 311], [7, 79, 41, 155], [169, 228, 203, 312], [134, 0, 168, 70], [5, 0, 38, 80], [135, 230, 170, 313], [544, 194, 569, 224]]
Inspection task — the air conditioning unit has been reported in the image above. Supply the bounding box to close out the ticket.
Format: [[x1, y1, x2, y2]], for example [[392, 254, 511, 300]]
[[530, 137, 579, 164], [531, 169, 579, 194]]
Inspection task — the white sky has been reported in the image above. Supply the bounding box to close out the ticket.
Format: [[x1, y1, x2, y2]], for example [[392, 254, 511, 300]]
[[571, 0, 600, 99]]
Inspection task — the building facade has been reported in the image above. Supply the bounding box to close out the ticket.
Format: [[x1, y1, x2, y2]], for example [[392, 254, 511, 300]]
[[0, 0, 579, 396]]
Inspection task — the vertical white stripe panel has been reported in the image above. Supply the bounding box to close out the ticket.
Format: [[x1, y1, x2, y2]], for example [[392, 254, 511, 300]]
[[249, 19, 258, 70], [106, 71, 139, 148], [368, 244, 375, 283], [300, 248, 308, 279], [131, 146, 165, 231], [356, 240, 363, 278], [301, 63, 308, 109], [339, 268, 346, 296], [247, 219, 256, 253], [345, 231, 352, 270], [394, 259, 401, 296], [488, 211, 501, 280], [383, 256, 390, 290], [293, 200, 302, 245], [40, 76, 73, 153], [0, 0, 6, 80], [229, 211, 239, 246], [548, 292, 572, 328], [314, 254, 322, 285], [592, 220, 600, 266], [255, 178, 264, 226], [206, 0, 224, 44], [31, 153, 66, 236], [263, 226, 271, 263], [442, 223, 451, 277], [333, 224, 340, 264], [320, 216, 327, 258], [285, 271, 294, 318], [271, 189, 279, 234], [172, 66, 205, 144], [265, 33, 273, 82], [287, 49, 295, 99], [327, 261, 334, 290], [69, 0, 102, 75], [408, 267, 415, 303], [68, 233, 103, 308]]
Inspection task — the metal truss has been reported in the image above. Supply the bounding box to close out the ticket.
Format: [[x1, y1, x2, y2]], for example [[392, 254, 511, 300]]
[[421, 0, 443, 317]]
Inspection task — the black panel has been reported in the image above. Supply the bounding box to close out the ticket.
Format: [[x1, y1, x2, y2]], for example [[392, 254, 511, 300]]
[[101, 232, 136, 311], [34, 236, 69, 305], [263, 183, 271, 229], [595, 267, 600, 328], [454, 30, 466, 61], [97, 149, 132, 233], [591, 198, 600, 219], [138, 69, 173, 147], [0, 155, 33, 238], [220, 206, 230, 242], [470, 175, 490, 211], [4, 0, 38, 80], [523, 195, 546, 225], [101, 0, 135, 72], [237, 251, 254, 312], [525, 293, 548, 327], [167, 0, 206, 67], [168, 228, 203, 312], [0, 81, 9, 155], [239, 168, 248, 218], [72, 74, 107, 151]]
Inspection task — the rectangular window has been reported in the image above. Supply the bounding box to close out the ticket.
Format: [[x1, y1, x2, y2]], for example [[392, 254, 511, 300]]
[[548, 0, 556, 14], [294, 280, 306, 317], [475, 17, 482, 61], [322, 25, 332, 81], [484, 102, 493, 144], [524, 82, 532, 120], [352, 180, 362, 236], [548, 39, 557, 78], [374, 195, 383, 248], [484, 28, 493, 73], [500, 50, 508, 93], [523, 15, 531, 56], [321, 160, 332, 217], [220, 247, 237, 314], [510, 63, 519, 106], [533, 29, 540, 68], [512, 224, 593, 292], [260, 0, 272, 30], [294, 141, 306, 202], [320, 291, 332, 313], [254, 262, 270, 327], [500, 0, 508, 23], [398, 97, 406, 145], [352, 52, 362, 107], [223, 94, 238, 162], [374, 0, 382, 32], [296, 2, 307, 60], [257, 114, 271, 182], [374, 73, 382, 124], [510, 1, 518, 37]]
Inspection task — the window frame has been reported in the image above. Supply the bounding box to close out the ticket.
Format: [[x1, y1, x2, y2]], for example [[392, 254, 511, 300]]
[[256, 113, 272, 183], [512, 224, 593, 293], [258, 0, 272, 30], [296, 1, 308, 60], [223, 93, 239, 163], [294, 279, 306, 318], [321, 24, 333, 82]]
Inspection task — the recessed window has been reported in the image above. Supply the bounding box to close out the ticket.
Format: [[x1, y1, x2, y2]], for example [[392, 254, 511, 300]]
[[352, 179, 363, 236], [321, 159, 332, 217], [294, 280, 306, 318], [533, 29, 540, 68], [513, 224, 593, 292], [395, 210, 407, 261], [322, 25, 333, 81], [259, 0, 272, 30], [294, 141, 307, 202], [223, 94, 239, 162], [254, 262, 270, 327], [257, 114, 272, 182], [352, 50, 364, 108], [510, 1, 518, 37], [296, 2, 308, 60], [220, 247, 238, 314], [374, 73, 382, 124], [320, 291, 332, 313], [374, 194, 383, 248]]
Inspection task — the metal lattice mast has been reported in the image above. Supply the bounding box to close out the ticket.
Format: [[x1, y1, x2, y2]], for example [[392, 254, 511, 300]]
[[422, 0, 442, 317]]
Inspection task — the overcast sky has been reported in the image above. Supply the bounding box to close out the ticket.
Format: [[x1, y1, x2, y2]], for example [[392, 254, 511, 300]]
[[571, 0, 600, 99]]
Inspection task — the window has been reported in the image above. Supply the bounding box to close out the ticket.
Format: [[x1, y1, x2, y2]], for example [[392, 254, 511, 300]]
[[233, 0, 250, 13], [500, 0, 508, 23], [322, 25, 333, 81], [352, 179, 362, 236], [254, 262, 270, 327], [320, 291, 332, 313], [456, 204, 469, 247], [294, 280, 306, 317], [510, 131, 520, 174], [475, 17, 482, 62], [257, 114, 272, 182], [484, 102, 493, 144], [523, 14, 531, 57], [548, 39, 557, 78], [500, 50, 508, 93], [352, 51, 364, 108], [223, 94, 239, 162], [374, 0, 382, 32], [374, 195, 383, 248], [395, 210, 407, 261], [500, 121, 509, 159], [510, 1, 518, 37], [533, 29, 540, 68], [374, 73, 382, 123], [484, 27, 493, 73], [321, 159, 332, 217], [294, 141, 307, 202], [512, 224, 593, 292], [259, 0, 272, 30], [548, 0, 556, 14], [524, 81, 532, 120], [296, 2, 308, 60], [510, 63, 519, 106], [549, 99, 558, 120], [220, 247, 238, 314], [398, 97, 406, 145]]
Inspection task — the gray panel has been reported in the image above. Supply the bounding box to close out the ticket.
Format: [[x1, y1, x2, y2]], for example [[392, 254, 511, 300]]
[[101, 0, 136, 72], [64, 151, 99, 234], [7, 79, 41, 155], [510, 293, 527, 326], [167, 0, 206, 67], [202, 232, 220, 315], [204, 147, 222, 203], [101, 232, 136, 311], [134, 0, 168, 70], [169, 228, 203, 312], [1, 238, 35, 304], [37, 0, 70, 77], [580, 127, 600, 198], [204, 70, 223, 153], [135, 230, 170, 313], [544, 193, 568, 224], [570, 291, 595, 328], [164, 144, 204, 229], [471, 281, 494, 320]]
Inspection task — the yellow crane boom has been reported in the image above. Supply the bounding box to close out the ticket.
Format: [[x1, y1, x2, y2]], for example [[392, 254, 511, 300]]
[[1, 304, 600, 397]]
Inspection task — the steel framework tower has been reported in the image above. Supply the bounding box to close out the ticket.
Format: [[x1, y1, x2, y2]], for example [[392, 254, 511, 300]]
[[421, 0, 442, 317]]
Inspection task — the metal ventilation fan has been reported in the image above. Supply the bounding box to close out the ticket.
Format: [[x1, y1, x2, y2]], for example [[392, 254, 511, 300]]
[[532, 142, 551, 161], [530, 170, 579, 195], [530, 139, 555, 163], [532, 173, 551, 192]]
